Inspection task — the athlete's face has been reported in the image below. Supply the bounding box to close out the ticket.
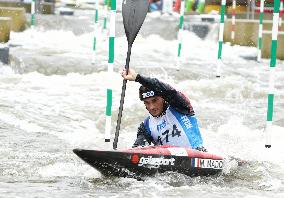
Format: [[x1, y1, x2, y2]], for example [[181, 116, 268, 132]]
[[143, 96, 165, 117]]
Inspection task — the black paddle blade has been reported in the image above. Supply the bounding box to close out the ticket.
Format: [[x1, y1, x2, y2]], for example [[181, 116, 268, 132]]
[[122, 0, 149, 46]]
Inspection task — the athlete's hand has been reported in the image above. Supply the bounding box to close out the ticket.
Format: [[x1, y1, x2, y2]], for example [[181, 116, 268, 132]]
[[121, 68, 137, 81]]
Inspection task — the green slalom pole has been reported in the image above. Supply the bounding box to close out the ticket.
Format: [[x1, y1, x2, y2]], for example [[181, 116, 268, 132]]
[[31, 0, 36, 29], [265, 0, 280, 148], [103, 0, 108, 33], [177, 0, 185, 70], [216, 0, 226, 77], [92, 0, 99, 63], [257, 0, 265, 62], [105, 0, 116, 142]]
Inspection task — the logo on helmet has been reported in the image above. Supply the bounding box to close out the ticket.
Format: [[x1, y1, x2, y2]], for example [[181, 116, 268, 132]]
[[142, 91, 155, 99]]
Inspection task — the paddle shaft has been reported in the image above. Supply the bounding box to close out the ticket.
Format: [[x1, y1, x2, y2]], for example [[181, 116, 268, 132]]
[[112, 0, 148, 149], [113, 45, 132, 150]]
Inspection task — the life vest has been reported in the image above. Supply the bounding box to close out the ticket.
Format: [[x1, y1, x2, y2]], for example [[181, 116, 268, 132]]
[[144, 106, 203, 149]]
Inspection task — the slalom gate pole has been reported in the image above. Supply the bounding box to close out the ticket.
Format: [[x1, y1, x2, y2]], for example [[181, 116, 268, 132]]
[[103, 0, 108, 33], [231, 0, 236, 43], [257, 0, 265, 62], [177, 0, 185, 70], [265, 0, 280, 148], [216, 0, 226, 77], [31, 0, 36, 29], [105, 0, 116, 142], [92, 0, 99, 63], [279, 0, 283, 29]]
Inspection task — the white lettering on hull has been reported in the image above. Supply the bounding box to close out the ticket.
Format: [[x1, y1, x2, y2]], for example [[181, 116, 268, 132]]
[[194, 158, 223, 170], [138, 156, 175, 168]]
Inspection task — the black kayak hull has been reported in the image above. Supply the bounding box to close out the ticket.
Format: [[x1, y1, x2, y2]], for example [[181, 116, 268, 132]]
[[73, 146, 224, 178]]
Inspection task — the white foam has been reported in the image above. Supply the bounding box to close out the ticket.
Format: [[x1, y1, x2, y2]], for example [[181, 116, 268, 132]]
[[38, 162, 100, 177]]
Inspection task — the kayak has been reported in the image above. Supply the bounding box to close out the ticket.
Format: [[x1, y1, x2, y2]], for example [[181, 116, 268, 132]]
[[73, 145, 224, 179]]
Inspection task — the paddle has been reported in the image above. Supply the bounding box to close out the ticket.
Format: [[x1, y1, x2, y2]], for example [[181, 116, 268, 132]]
[[113, 0, 149, 150]]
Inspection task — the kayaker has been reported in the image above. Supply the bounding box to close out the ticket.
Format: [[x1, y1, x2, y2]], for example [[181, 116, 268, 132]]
[[121, 68, 207, 152]]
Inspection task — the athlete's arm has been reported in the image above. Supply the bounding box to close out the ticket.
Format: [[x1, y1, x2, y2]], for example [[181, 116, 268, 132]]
[[120, 68, 194, 115], [135, 74, 195, 115], [133, 122, 155, 147]]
